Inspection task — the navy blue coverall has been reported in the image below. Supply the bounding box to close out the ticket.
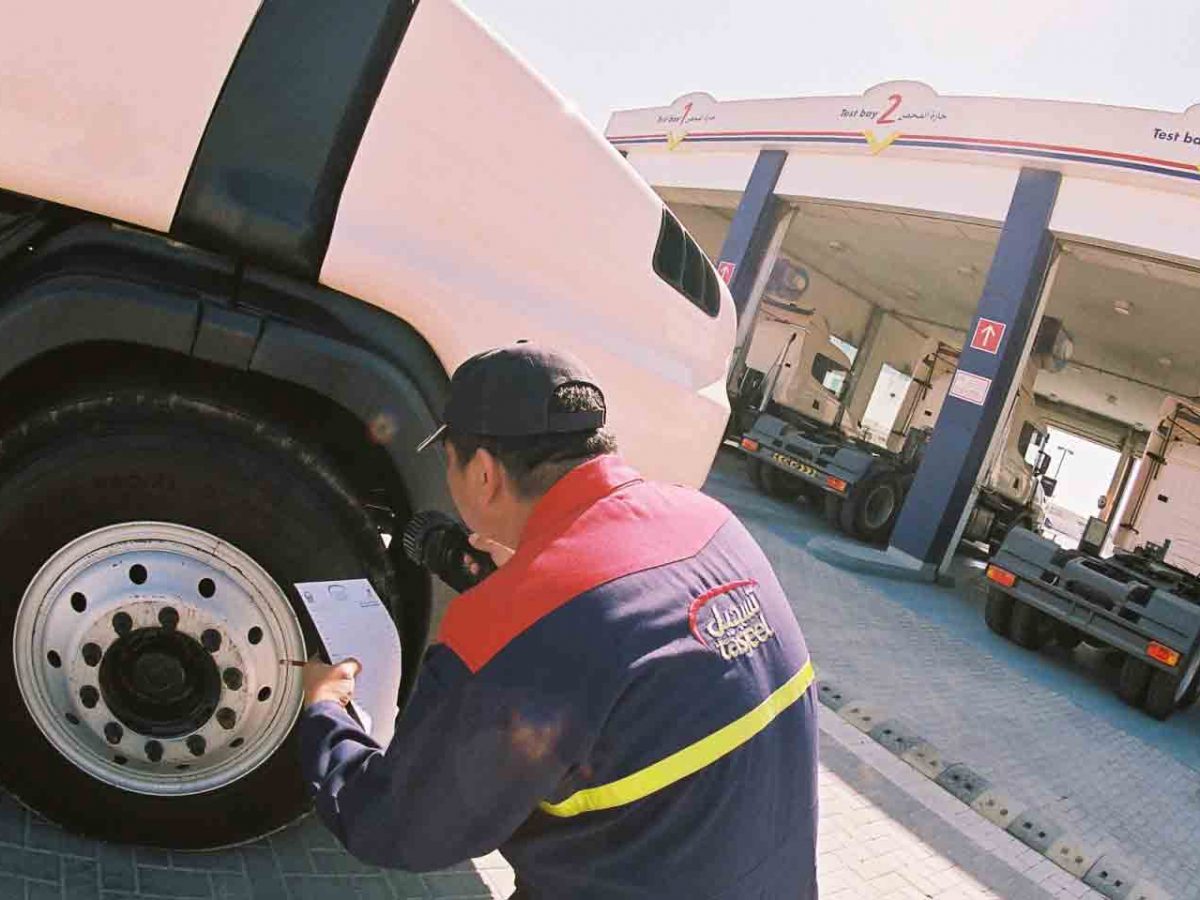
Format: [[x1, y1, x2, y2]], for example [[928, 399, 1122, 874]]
[[300, 455, 819, 899]]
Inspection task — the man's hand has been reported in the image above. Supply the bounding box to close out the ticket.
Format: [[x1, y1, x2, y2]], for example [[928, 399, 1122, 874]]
[[303, 658, 362, 708], [468, 533, 515, 567]]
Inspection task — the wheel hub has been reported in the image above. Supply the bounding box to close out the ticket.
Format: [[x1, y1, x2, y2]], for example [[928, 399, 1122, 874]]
[[100, 628, 222, 738], [13, 523, 306, 796]]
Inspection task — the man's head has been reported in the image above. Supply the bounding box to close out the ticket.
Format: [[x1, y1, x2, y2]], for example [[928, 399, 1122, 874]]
[[417, 343, 617, 546]]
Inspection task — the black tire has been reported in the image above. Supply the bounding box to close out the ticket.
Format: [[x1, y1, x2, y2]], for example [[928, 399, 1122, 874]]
[[0, 390, 398, 848], [799, 483, 827, 507], [844, 473, 902, 544], [1053, 623, 1082, 651], [1177, 652, 1200, 710], [1178, 675, 1200, 711], [760, 463, 804, 502], [746, 456, 765, 491], [1144, 670, 1177, 721], [824, 494, 845, 531], [1008, 602, 1050, 650], [1117, 657, 1153, 708], [984, 587, 1014, 637]]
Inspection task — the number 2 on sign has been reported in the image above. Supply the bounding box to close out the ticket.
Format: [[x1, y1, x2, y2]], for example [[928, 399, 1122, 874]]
[[876, 94, 903, 125]]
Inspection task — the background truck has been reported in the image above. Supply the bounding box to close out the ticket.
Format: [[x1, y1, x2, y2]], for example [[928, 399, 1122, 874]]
[[0, 0, 733, 847], [984, 396, 1200, 720], [734, 302, 1062, 545]]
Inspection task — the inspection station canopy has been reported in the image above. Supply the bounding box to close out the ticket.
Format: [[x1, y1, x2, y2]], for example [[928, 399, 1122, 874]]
[[606, 81, 1200, 194]]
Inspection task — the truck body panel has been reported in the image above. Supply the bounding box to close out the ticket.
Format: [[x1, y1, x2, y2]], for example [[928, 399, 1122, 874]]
[[0, 2, 259, 231], [320, 0, 734, 488], [1116, 401, 1200, 575]]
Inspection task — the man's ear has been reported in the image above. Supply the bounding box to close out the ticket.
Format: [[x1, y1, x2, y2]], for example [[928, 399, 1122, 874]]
[[475, 447, 504, 502]]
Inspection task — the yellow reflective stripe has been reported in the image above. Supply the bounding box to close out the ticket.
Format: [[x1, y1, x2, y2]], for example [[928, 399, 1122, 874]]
[[539, 658, 815, 818]]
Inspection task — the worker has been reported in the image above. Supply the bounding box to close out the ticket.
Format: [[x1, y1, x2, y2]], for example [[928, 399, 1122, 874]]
[[299, 343, 819, 899]]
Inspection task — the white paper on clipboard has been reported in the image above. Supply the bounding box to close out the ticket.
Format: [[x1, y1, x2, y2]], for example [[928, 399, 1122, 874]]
[[295, 579, 403, 747]]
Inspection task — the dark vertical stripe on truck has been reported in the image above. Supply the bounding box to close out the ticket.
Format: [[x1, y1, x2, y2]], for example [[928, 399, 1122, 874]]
[[172, 0, 420, 279]]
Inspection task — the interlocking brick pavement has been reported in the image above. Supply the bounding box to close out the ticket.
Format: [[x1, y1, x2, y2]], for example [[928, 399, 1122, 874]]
[[0, 716, 1097, 900], [706, 448, 1198, 898], [0, 792, 496, 899]]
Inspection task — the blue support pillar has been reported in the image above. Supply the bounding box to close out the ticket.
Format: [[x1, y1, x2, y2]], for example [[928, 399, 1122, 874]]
[[890, 167, 1062, 570], [716, 150, 787, 322]]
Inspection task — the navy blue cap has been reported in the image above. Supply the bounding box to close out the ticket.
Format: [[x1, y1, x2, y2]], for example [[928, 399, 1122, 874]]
[[417, 343, 605, 451]]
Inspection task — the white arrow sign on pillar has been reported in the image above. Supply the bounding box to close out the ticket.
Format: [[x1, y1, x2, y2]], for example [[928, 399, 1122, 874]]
[[970, 317, 1007, 355]]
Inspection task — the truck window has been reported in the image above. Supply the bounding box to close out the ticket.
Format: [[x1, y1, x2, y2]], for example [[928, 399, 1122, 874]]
[[812, 353, 850, 399], [653, 208, 721, 317]]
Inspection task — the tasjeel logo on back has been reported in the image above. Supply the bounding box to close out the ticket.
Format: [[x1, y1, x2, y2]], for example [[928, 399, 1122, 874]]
[[688, 579, 777, 661]]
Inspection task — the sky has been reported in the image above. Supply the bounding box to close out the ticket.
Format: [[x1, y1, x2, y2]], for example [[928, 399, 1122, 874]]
[[1045, 427, 1121, 516], [461, 0, 1200, 129]]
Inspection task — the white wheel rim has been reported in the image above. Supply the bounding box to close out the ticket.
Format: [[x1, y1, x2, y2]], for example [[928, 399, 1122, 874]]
[[13, 523, 305, 796]]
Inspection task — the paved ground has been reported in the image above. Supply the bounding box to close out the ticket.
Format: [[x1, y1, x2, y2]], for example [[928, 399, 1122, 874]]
[[2, 445, 1191, 898], [706, 448, 1199, 898], [0, 713, 1095, 900]]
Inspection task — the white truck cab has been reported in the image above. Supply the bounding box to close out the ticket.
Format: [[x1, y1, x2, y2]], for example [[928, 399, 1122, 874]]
[[1115, 397, 1200, 575], [0, 0, 733, 847], [744, 306, 855, 435]]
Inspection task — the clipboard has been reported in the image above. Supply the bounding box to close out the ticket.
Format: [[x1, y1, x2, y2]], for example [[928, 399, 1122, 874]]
[[295, 579, 403, 746]]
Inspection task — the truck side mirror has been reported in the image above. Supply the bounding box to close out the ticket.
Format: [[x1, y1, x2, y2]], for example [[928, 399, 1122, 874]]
[[1036, 451, 1052, 476], [1040, 476, 1057, 497]]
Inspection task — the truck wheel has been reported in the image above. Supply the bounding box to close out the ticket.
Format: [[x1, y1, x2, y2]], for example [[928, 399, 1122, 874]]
[[845, 473, 902, 544], [1176, 650, 1200, 710], [1008, 602, 1050, 650], [824, 494, 845, 531], [0, 390, 397, 847], [1143, 670, 1177, 721], [984, 587, 1014, 637], [1053, 623, 1082, 651], [1117, 657, 1153, 708], [760, 464, 803, 502], [746, 457, 765, 490]]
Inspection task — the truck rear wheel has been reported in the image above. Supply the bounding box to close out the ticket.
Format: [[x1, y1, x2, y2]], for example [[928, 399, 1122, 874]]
[[984, 587, 1014, 637], [746, 457, 765, 490], [842, 473, 902, 544], [1008, 602, 1050, 650], [1117, 657, 1153, 708], [0, 390, 396, 847], [1143, 670, 1177, 721], [824, 494, 845, 530], [759, 463, 804, 502], [1053, 623, 1082, 651]]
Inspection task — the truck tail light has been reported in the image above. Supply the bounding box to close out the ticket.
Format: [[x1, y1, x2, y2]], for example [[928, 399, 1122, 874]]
[[985, 565, 1017, 588], [1147, 642, 1180, 667], [826, 476, 847, 493], [740, 438, 760, 453]]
